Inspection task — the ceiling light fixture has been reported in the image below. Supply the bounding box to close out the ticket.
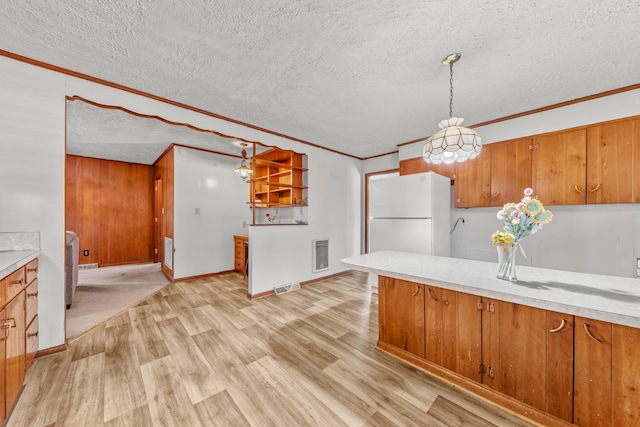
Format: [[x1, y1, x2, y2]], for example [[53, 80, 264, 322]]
[[423, 53, 481, 165], [234, 142, 253, 180]]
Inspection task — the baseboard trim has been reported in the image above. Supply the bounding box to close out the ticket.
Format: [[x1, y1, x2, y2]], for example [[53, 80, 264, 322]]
[[247, 270, 354, 300], [174, 269, 236, 282], [35, 343, 68, 358]]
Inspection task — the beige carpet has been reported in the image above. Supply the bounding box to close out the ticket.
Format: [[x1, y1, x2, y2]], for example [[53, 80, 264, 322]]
[[66, 262, 171, 340]]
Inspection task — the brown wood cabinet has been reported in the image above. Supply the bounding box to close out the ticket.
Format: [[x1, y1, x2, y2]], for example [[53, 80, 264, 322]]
[[250, 149, 308, 208], [574, 317, 640, 426], [483, 301, 573, 423], [233, 235, 248, 274], [489, 138, 533, 207], [0, 257, 38, 423], [377, 275, 626, 426], [378, 277, 425, 358], [531, 129, 587, 205], [454, 144, 492, 208], [399, 157, 456, 179], [587, 118, 640, 204]]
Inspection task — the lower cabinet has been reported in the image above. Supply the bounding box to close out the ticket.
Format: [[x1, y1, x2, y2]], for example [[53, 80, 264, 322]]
[[574, 317, 640, 426], [378, 277, 425, 358], [0, 258, 38, 423], [378, 276, 640, 426]]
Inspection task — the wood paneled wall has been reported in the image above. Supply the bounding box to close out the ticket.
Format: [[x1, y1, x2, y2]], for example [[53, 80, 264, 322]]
[[65, 155, 154, 266], [153, 147, 174, 279]]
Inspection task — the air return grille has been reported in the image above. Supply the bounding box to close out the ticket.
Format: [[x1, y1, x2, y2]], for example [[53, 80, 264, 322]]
[[312, 239, 329, 273]]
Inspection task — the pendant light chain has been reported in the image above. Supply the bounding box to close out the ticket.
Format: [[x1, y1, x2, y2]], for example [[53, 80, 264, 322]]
[[449, 61, 454, 119]]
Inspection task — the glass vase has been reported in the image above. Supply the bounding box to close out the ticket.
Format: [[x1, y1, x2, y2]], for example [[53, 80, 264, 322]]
[[495, 243, 517, 281]]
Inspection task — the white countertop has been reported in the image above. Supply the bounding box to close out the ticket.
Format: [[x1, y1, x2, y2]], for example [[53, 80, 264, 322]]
[[341, 251, 640, 328], [0, 250, 40, 279]]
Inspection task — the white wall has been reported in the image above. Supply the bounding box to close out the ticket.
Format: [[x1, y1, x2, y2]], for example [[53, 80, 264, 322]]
[[173, 147, 251, 279], [0, 55, 363, 348], [397, 88, 640, 278], [248, 145, 362, 295], [0, 57, 66, 349]]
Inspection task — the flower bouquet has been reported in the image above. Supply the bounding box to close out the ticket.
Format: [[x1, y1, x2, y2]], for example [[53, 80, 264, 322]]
[[492, 188, 552, 280]]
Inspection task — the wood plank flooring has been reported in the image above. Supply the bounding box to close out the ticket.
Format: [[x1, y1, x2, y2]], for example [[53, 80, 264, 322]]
[[8, 271, 536, 427]]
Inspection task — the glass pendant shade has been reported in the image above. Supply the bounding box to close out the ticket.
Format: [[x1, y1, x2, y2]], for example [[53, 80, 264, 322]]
[[235, 160, 252, 179], [423, 117, 482, 165]]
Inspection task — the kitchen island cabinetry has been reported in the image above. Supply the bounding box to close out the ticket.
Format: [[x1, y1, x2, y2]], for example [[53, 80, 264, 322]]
[[573, 317, 640, 427], [379, 277, 425, 358], [342, 251, 640, 426]]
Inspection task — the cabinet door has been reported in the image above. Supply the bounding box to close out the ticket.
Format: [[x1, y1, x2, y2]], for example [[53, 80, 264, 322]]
[[0, 307, 5, 422], [489, 138, 532, 207], [612, 324, 640, 425], [454, 292, 483, 382], [454, 144, 492, 207], [5, 291, 26, 415], [587, 119, 640, 204], [574, 317, 612, 427], [532, 129, 587, 205], [399, 158, 456, 180], [378, 277, 425, 358], [496, 303, 574, 422]]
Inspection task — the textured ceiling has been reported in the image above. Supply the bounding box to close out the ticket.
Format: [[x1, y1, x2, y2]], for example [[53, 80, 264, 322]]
[[3, 1, 640, 161]]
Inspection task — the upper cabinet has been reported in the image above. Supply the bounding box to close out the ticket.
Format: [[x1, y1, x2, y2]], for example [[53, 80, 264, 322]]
[[454, 144, 492, 208], [400, 115, 640, 208], [399, 157, 456, 180], [531, 129, 587, 205], [587, 118, 640, 204], [249, 148, 309, 225], [489, 138, 532, 207]]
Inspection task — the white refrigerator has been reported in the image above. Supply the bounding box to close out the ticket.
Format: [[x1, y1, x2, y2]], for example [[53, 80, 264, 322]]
[[368, 171, 450, 257]]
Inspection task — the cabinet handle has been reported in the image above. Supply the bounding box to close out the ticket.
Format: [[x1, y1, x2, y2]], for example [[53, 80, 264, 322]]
[[583, 323, 602, 343], [491, 190, 500, 199], [574, 185, 584, 194], [481, 191, 489, 199], [10, 278, 23, 285], [27, 267, 38, 273], [411, 286, 420, 297], [589, 183, 601, 193], [549, 318, 566, 333], [28, 331, 38, 338], [427, 288, 438, 301], [27, 291, 38, 297]]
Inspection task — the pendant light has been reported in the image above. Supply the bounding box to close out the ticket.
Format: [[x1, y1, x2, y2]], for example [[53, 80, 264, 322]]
[[234, 142, 253, 180], [423, 53, 481, 165]]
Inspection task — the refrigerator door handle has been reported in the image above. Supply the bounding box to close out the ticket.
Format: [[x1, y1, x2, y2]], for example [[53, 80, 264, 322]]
[[371, 216, 432, 220]]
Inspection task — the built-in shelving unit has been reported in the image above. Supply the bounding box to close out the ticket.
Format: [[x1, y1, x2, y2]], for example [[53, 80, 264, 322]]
[[249, 148, 309, 225]]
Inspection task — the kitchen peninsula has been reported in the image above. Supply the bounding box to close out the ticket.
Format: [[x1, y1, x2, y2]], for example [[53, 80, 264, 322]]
[[341, 251, 640, 427]]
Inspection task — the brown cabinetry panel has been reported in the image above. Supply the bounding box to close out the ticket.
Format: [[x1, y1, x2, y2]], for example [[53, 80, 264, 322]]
[[5, 291, 25, 417], [587, 119, 640, 204], [66, 155, 155, 266], [25, 315, 38, 371], [532, 129, 587, 205], [489, 138, 532, 207], [234, 235, 248, 274], [399, 157, 456, 179], [574, 317, 612, 427], [378, 277, 425, 358], [454, 144, 492, 207], [250, 149, 308, 209]]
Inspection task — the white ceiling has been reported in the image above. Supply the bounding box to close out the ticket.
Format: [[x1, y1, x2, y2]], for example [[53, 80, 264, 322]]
[[3, 1, 640, 161]]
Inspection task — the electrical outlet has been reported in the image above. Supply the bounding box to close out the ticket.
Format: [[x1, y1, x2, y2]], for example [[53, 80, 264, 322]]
[[83, 250, 89, 256]]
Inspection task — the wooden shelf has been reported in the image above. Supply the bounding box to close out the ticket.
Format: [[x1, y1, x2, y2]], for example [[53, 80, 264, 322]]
[[248, 148, 308, 221]]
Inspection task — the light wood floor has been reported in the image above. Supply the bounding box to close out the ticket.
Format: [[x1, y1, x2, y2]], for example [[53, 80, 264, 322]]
[[8, 271, 536, 427]]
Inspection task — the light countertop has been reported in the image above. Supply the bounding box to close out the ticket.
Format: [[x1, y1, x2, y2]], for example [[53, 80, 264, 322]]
[[342, 251, 640, 328], [0, 250, 40, 279]]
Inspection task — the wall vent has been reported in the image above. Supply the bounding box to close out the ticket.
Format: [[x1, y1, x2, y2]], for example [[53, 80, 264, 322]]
[[312, 239, 329, 273]]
